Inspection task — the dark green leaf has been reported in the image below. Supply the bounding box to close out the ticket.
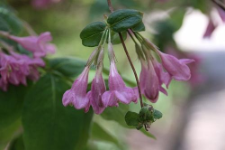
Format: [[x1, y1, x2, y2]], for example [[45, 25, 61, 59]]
[[107, 9, 143, 32], [101, 104, 128, 127], [0, 6, 23, 35], [80, 22, 107, 47], [0, 85, 29, 129], [125, 111, 139, 127], [132, 21, 145, 32], [22, 74, 93, 150], [0, 120, 21, 150], [91, 122, 123, 149], [48, 57, 85, 78], [153, 109, 162, 120], [8, 134, 25, 150]]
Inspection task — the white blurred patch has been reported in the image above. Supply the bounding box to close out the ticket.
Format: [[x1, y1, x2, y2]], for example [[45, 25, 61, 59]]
[[174, 10, 225, 52]]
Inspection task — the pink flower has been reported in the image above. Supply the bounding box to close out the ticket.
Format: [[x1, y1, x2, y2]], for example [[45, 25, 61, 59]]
[[62, 67, 90, 110], [203, 18, 217, 38], [85, 68, 106, 114], [140, 60, 159, 103], [102, 61, 137, 107], [152, 59, 170, 91], [9, 32, 56, 58], [32, 0, 62, 9], [0, 51, 45, 91], [157, 50, 194, 81]]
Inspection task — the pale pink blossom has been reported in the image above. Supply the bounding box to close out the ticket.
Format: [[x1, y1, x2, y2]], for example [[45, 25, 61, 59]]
[[62, 67, 90, 110], [102, 61, 137, 107], [157, 50, 194, 81], [85, 68, 106, 114]]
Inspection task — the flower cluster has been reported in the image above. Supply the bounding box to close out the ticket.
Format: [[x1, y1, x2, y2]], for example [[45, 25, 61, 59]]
[[0, 31, 56, 91], [62, 30, 194, 114]]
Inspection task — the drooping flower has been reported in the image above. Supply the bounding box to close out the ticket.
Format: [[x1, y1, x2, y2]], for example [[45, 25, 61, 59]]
[[166, 47, 204, 87], [8, 32, 56, 58], [102, 61, 137, 107], [86, 67, 106, 114], [140, 60, 160, 103], [152, 59, 171, 89], [62, 67, 90, 109], [157, 50, 194, 81]]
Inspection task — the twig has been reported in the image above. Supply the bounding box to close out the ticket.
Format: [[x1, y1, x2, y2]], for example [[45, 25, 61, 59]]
[[107, 0, 144, 107]]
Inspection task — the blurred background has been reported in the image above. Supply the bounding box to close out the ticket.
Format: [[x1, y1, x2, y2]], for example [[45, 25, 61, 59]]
[[2, 0, 225, 149]]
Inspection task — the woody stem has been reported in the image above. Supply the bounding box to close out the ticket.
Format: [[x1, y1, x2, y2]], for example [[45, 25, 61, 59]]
[[107, 0, 144, 107]]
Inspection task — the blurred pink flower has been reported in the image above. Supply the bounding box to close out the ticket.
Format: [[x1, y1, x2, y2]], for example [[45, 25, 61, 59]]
[[9, 32, 56, 58], [32, 0, 62, 9], [102, 61, 137, 107], [62, 67, 90, 110], [0, 51, 45, 91], [203, 18, 217, 38]]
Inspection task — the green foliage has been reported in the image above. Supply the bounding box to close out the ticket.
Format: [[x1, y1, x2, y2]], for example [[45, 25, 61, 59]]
[[8, 134, 25, 150], [91, 122, 123, 149], [22, 74, 93, 150], [80, 21, 107, 47], [125, 111, 139, 127], [107, 9, 144, 32], [48, 57, 86, 78], [0, 5, 23, 35], [0, 85, 30, 129]]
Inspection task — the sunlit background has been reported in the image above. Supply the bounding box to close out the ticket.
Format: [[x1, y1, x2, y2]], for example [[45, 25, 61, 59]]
[[2, 0, 225, 149]]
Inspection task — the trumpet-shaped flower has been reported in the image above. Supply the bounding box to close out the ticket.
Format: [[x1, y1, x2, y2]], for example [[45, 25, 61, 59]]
[[157, 50, 194, 81], [62, 67, 90, 109], [86, 68, 106, 114], [9, 32, 56, 58], [140, 60, 160, 103], [102, 61, 137, 107]]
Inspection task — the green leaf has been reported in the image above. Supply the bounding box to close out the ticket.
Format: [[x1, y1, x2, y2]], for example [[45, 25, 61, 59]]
[[101, 104, 128, 127], [48, 57, 86, 78], [0, 119, 21, 150], [132, 21, 145, 32], [91, 122, 123, 149], [0, 85, 30, 129], [125, 111, 139, 127], [0, 6, 23, 35], [8, 134, 25, 150], [153, 109, 162, 120], [22, 74, 93, 150], [107, 9, 143, 32], [80, 22, 107, 47]]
